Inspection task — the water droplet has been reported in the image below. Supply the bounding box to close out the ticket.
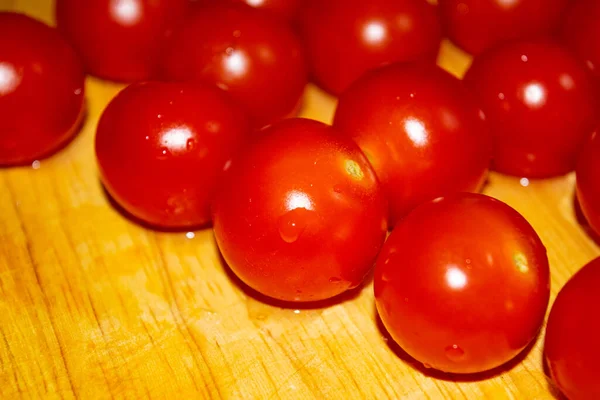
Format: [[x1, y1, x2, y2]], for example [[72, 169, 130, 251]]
[[382, 336, 389, 342], [478, 109, 486, 120], [216, 82, 229, 91], [74, 88, 82, 95], [278, 208, 311, 243], [329, 277, 342, 283], [333, 184, 343, 193], [465, 259, 471, 264], [293, 309, 300, 314], [521, 55, 528, 62], [169, 101, 173, 105], [409, 93, 415, 98], [498, 92, 505, 100], [520, 177, 530, 187], [233, 30, 241, 38], [223, 159, 232, 171], [145, 135, 150, 140], [31, 160, 40, 170], [157, 114, 162, 119], [423, 363, 432, 369], [186, 138, 196, 150], [445, 344, 465, 362], [186, 232, 195, 239], [225, 47, 234, 55]]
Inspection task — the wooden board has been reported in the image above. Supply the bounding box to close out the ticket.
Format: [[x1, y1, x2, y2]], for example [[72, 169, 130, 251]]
[[1, 1, 599, 398]]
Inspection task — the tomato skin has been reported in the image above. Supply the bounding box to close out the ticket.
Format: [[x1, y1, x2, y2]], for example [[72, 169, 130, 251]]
[[193, 0, 302, 20], [96, 82, 250, 229], [334, 63, 491, 226], [545, 257, 600, 400], [161, 4, 307, 128], [464, 40, 598, 179], [576, 131, 600, 237], [439, 0, 569, 55], [562, 0, 600, 79], [56, 0, 189, 82], [213, 118, 388, 302], [298, 0, 442, 96], [375, 193, 550, 374], [0, 12, 85, 166]]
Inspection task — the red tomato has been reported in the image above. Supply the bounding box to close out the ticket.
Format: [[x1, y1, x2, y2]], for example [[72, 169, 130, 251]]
[[193, 0, 301, 20], [464, 40, 598, 179], [298, 0, 442, 96], [562, 0, 600, 79], [375, 193, 550, 374], [334, 63, 492, 226], [56, 0, 189, 82], [0, 12, 85, 166], [576, 131, 600, 237], [96, 82, 250, 229], [545, 257, 600, 400], [439, 0, 569, 55], [161, 4, 307, 128], [213, 118, 388, 302]]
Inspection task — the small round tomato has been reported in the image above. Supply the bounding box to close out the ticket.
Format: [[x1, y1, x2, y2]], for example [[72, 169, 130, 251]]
[[334, 63, 491, 226], [161, 4, 307, 128], [464, 40, 598, 178], [96, 82, 250, 229], [375, 193, 550, 374], [545, 257, 600, 400], [439, 0, 569, 55], [576, 131, 600, 236], [562, 0, 600, 79], [213, 118, 388, 302], [56, 0, 189, 82], [298, 0, 441, 96], [0, 12, 85, 166]]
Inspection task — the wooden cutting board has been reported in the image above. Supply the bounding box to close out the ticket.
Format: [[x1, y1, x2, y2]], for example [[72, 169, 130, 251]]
[[1, 1, 598, 398]]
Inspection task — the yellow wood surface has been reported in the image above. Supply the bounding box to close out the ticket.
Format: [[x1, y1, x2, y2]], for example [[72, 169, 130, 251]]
[[1, 1, 599, 399]]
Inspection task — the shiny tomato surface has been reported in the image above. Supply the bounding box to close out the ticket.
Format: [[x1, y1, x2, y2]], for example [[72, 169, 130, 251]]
[[162, 4, 307, 128], [194, 0, 301, 20], [0, 12, 85, 166], [213, 118, 388, 302], [562, 0, 600, 79], [375, 193, 550, 374], [298, 0, 442, 96], [334, 63, 491, 226], [545, 257, 600, 400], [56, 0, 189, 82], [439, 0, 569, 55], [96, 82, 250, 229], [464, 40, 598, 178], [576, 131, 600, 236]]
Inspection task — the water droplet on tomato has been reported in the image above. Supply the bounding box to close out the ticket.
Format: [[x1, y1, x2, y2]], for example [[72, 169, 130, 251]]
[[278, 208, 312, 243], [186, 138, 196, 150], [445, 344, 465, 362], [423, 363, 432, 369]]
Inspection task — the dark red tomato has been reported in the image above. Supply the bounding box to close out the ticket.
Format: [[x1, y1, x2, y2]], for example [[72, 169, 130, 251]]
[[213, 118, 388, 302], [545, 257, 600, 400], [56, 0, 189, 82], [298, 0, 442, 96], [193, 0, 301, 20], [577, 131, 600, 236], [0, 12, 85, 166], [334, 63, 491, 226], [96, 82, 250, 229], [562, 0, 600, 79], [439, 0, 569, 55], [161, 4, 307, 128], [375, 193, 550, 374], [464, 40, 598, 179]]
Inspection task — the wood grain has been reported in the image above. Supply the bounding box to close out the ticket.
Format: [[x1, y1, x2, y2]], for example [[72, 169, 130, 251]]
[[1, 1, 599, 398]]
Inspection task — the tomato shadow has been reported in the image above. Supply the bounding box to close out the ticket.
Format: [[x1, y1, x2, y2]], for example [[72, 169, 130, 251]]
[[572, 191, 600, 246], [374, 307, 539, 382], [99, 182, 211, 233], [212, 234, 374, 310], [541, 345, 567, 400]]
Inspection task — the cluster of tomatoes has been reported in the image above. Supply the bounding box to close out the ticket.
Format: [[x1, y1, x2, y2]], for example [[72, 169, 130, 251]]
[[1, 0, 599, 398]]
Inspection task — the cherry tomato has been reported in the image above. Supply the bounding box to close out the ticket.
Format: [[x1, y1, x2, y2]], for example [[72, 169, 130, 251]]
[[375, 193, 550, 374], [96, 82, 250, 229], [439, 0, 569, 55], [193, 0, 301, 20], [562, 0, 600, 79], [161, 4, 307, 128], [576, 131, 600, 237], [545, 257, 600, 400], [298, 0, 442, 96], [334, 63, 492, 226], [0, 12, 85, 166], [213, 118, 388, 302], [56, 0, 189, 82], [464, 40, 598, 179]]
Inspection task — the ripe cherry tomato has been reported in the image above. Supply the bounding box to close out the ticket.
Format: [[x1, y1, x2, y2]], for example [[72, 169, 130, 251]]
[[213, 118, 388, 302], [96, 82, 250, 229], [576, 131, 600, 237], [334, 63, 492, 226], [0, 12, 85, 166], [56, 0, 189, 82], [439, 0, 569, 55], [464, 40, 598, 179], [194, 0, 301, 20], [298, 0, 442, 96], [375, 193, 550, 374], [545, 257, 600, 400], [562, 0, 600, 79], [161, 4, 307, 128]]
